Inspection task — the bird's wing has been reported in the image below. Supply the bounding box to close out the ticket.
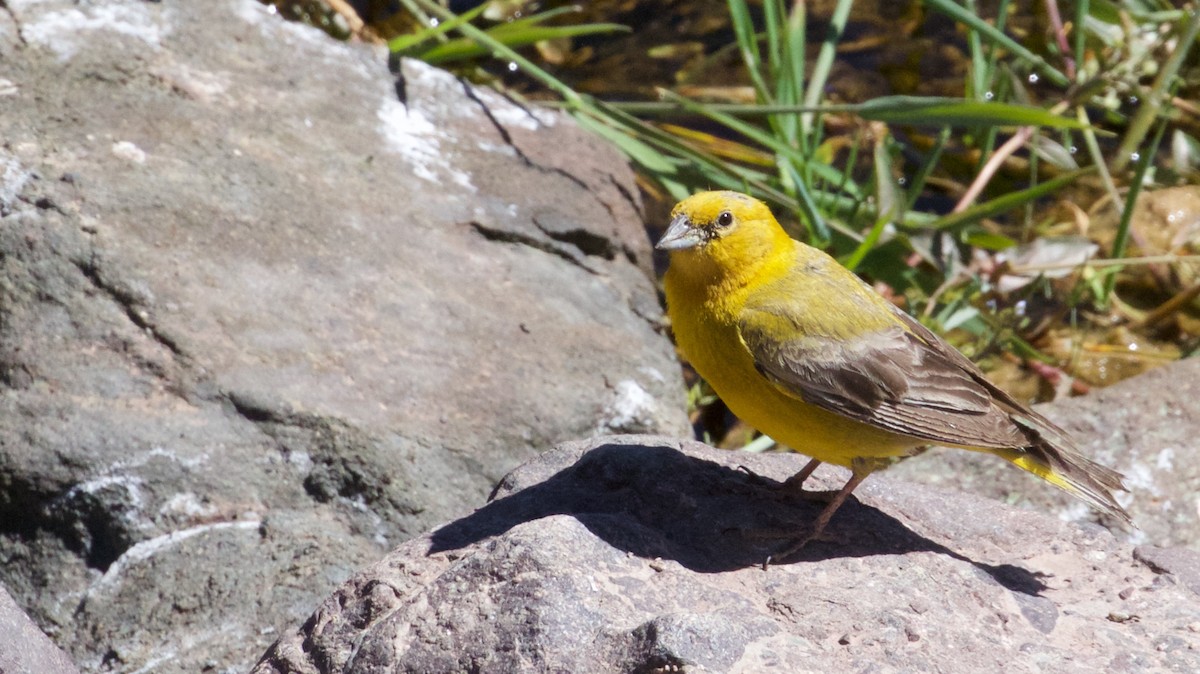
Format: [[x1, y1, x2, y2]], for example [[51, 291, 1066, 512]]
[[738, 297, 1029, 449], [885, 306, 1131, 521]]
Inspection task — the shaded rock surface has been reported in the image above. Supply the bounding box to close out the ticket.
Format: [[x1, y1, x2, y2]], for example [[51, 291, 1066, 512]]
[[889, 357, 1200, 549], [0, 0, 685, 671], [255, 436, 1200, 673]]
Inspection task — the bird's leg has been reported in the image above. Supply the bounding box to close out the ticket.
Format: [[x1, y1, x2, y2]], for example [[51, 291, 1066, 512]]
[[764, 465, 874, 567], [781, 458, 822, 492], [770, 471, 866, 558], [738, 469, 865, 542], [780, 458, 845, 503], [737, 457, 834, 502]]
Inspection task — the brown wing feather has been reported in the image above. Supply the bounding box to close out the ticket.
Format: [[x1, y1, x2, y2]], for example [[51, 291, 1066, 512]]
[[739, 305, 1028, 449], [739, 300, 1131, 523], [890, 310, 1129, 507]]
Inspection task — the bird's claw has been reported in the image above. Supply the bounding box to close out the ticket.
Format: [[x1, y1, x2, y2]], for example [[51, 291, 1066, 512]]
[[734, 465, 834, 502], [762, 529, 844, 568], [734, 523, 845, 568]]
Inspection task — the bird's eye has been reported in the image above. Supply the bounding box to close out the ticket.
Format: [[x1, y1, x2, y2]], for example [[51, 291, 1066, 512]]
[[716, 211, 734, 228]]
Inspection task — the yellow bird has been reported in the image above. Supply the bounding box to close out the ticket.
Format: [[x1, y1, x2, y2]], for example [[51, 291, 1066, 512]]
[[657, 190, 1130, 560]]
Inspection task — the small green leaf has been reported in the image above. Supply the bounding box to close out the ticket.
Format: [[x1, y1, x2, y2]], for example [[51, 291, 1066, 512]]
[[962, 230, 1017, 251], [942, 306, 982, 332]]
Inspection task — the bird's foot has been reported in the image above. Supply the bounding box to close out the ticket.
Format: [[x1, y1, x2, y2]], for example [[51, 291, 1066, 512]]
[[729, 463, 868, 567], [762, 529, 845, 568], [723, 465, 784, 498], [734, 464, 775, 487], [733, 523, 845, 568], [792, 488, 839, 503], [736, 458, 828, 501]]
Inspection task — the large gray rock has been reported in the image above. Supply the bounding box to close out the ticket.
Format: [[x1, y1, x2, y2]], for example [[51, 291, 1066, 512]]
[[0, 584, 80, 674], [0, 0, 686, 671], [254, 436, 1200, 673], [889, 357, 1200, 549]]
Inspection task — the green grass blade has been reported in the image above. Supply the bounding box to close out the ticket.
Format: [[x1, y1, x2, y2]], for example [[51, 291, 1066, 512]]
[[658, 91, 859, 196], [582, 104, 864, 239], [781, 2, 807, 151], [727, 0, 772, 103], [779, 162, 830, 243], [763, 0, 783, 85], [1101, 90, 1175, 303], [1111, 8, 1200, 172], [850, 96, 1089, 129], [841, 214, 892, 271], [388, 2, 488, 53], [987, 0, 1013, 88], [492, 5, 596, 31], [420, 23, 629, 64], [610, 97, 1090, 130], [924, 0, 1069, 87], [1073, 0, 1088, 82], [1076, 105, 1121, 213], [926, 168, 1096, 232], [872, 137, 901, 225], [573, 115, 677, 175], [408, 0, 582, 106], [903, 127, 951, 213], [802, 0, 853, 136], [965, 0, 988, 97]]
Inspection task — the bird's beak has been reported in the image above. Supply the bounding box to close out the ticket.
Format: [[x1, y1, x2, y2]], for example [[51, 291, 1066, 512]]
[[655, 214, 704, 251]]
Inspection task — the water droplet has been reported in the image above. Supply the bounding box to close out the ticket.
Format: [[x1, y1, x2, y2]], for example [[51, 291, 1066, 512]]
[[1128, 342, 1139, 352], [507, 62, 519, 72], [1015, 300, 1027, 316], [1128, 96, 1139, 105], [897, 177, 907, 186], [1131, 152, 1141, 162], [430, 17, 439, 27], [1069, 146, 1078, 154], [984, 91, 995, 100], [1028, 74, 1039, 83]]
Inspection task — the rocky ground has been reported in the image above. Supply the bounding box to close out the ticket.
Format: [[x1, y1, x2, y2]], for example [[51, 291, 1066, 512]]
[[1, 1, 1197, 673], [1, 1, 684, 671], [888, 356, 1200, 550], [255, 437, 1200, 673]]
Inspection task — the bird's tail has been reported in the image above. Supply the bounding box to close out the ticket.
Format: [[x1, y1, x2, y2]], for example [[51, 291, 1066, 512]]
[[996, 413, 1132, 524]]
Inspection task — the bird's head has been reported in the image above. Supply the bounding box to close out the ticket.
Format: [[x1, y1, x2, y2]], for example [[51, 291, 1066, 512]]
[[656, 191, 792, 277]]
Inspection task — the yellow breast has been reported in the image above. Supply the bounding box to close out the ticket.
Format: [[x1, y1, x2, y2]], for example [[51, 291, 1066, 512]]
[[664, 261, 920, 467]]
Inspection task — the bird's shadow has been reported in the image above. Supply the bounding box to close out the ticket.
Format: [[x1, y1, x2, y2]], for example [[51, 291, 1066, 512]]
[[429, 441, 1046, 597]]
